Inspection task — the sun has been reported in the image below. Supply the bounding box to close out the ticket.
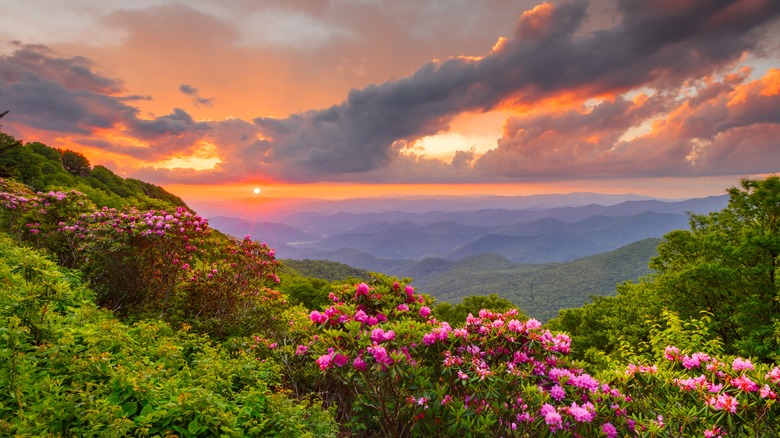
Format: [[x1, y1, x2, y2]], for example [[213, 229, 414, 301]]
[[253, 187, 261, 195]]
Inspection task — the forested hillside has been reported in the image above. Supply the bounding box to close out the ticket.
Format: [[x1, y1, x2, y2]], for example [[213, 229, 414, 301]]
[[411, 238, 660, 321], [2, 129, 780, 436], [0, 129, 186, 209]]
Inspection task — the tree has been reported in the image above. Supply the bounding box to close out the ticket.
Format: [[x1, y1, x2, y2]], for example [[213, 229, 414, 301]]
[[651, 176, 780, 360], [60, 149, 91, 176], [0, 112, 23, 177]]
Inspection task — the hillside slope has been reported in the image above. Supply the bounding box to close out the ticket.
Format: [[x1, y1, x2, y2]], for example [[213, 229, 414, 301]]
[[407, 238, 661, 321]]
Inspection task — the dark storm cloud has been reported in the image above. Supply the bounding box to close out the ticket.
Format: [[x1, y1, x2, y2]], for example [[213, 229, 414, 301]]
[[0, 43, 209, 160], [127, 108, 209, 139], [0, 44, 130, 134], [236, 0, 780, 180]]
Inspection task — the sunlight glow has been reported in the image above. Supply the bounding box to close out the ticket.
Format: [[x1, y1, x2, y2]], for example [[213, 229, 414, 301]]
[[413, 110, 508, 159], [155, 142, 222, 171]]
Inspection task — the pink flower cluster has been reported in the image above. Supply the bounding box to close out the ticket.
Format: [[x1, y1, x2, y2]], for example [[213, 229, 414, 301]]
[[644, 346, 780, 432], [66, 207, 209, 238], [306, 280, 638, 435], [316, 348, 349, 370], [626, 363, 658, 375]]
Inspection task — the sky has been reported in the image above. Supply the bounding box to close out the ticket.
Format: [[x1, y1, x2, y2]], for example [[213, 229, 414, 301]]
[[1, 0, 780, 203]]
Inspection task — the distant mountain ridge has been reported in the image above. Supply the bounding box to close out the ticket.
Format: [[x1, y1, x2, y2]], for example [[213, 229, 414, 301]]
[[191, 192, 666, 221], [408, 238, 662, 321], [207, 217, 317, 244], [280, 195, 728, 233], [207, 194, 727, 272]]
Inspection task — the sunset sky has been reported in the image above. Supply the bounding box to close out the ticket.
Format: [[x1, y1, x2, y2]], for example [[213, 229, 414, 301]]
[[2, 0, 780, 203]]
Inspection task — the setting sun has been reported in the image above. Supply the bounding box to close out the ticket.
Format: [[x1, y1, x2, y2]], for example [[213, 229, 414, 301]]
[[253, 187, 261, 195]]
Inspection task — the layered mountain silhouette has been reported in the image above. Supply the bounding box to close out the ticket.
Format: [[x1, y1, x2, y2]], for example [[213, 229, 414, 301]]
[[208, 194, 727, 319]]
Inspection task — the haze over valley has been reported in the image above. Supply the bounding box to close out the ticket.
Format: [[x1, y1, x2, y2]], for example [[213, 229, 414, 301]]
[[207, 192, 729, 319]]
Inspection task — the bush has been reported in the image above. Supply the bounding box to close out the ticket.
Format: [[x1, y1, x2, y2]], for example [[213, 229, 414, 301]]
[[0, 235, 337, 436]]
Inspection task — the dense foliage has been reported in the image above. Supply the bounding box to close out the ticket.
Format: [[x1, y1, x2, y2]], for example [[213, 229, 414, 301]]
[[551, 176, 780, 364], [0, 178, 283, 340], [0, 234, 336, 436], [416, 238, 659, 321], [0, 132, 185, 208], [1, 129, 780, 436]]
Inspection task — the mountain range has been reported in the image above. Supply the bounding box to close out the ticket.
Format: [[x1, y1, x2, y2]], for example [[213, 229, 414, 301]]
[[207, 193, 728, 319], [208, 194, 728, 268]]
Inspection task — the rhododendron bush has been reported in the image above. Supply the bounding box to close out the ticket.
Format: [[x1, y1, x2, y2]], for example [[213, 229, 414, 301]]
[[295, 275, 780, 436], [0, 180, 282, 339], [301, 275, 633, 437]]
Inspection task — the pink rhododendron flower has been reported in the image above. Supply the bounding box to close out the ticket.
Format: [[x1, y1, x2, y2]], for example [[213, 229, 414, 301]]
[[422, 333, 437, 345], [309, 310, 328, 324], [525, 319, 542, 330], [367, 344, 391, 365], [682, 353, 710, 369], [332, 354, 348, 367], [675, 374, 707, 391], [732, 357, 754, 371], [732, 375, 758, 392], [569, 374, 600, 391], [419, 306, 431, 318], [664, 345, 680, 361], [707, 394, 739, 413], [550, 385, 565, 401], [295, 345, 309, 355], [507, 319, 523, 332], [760, 384, 777, 399], [370, 328, 395, 343], [568, 402, 596, 423], [704, 426, 723, 437], [767, 366, 780, 384], [353, 309, 368, 323], [355, 282, 370, 297], [316, 351, 333, 370], [602, 422, 618, 438], [353, 356, 366, 371], [540, 404, 562, 430]]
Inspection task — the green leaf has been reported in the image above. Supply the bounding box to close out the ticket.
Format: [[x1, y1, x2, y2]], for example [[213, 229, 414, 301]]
[[139, 403, 154, 418], [121, 400, 138, 416], [188, 418, 200, 435]]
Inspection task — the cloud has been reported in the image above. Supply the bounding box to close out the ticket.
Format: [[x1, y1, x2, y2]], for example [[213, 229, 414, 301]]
[[0, 43, 213, 162], [179, 83, 214, 107], [0, 43, 131, 134], [476, 68, 780, 180], [226, 0, 780, 182], [3, 1, 780, 186]]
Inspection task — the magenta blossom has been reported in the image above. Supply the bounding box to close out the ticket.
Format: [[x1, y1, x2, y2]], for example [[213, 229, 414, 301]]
[[732, 357, 754, 371], [309, 310, 328, 324], [353, 356, 367, 371], [355, 282, 370, 297], [602, 422, 618, 438]]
